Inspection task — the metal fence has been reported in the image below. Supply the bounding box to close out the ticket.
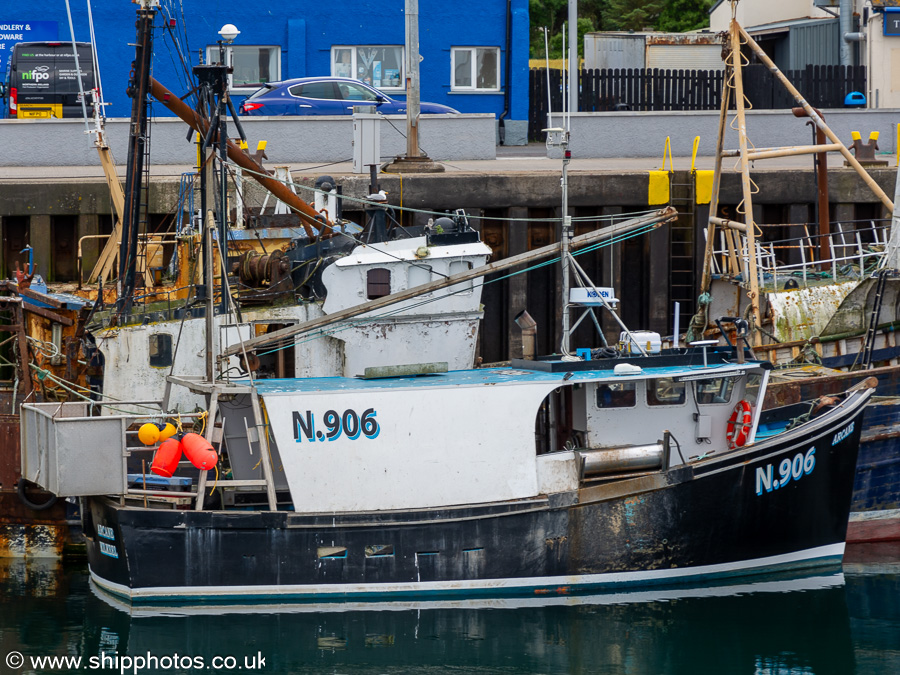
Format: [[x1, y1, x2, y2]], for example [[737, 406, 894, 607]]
[[709, 220, 888, 292], [529, 65, 867, 141]]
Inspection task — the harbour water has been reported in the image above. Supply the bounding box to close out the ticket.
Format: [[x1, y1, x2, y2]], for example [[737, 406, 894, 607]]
[[1, 545, 897, 675]]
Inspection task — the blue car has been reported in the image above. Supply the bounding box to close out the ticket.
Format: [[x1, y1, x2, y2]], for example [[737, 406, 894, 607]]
[[238, 77, 458, 116]]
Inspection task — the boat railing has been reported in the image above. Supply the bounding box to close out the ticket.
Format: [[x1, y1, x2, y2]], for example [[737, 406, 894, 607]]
[[709, 220, 889, 290], [20, 399, 206, 501]]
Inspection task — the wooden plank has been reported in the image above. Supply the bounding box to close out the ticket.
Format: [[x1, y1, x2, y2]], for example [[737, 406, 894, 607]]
[[23, 303, 74, 326], [17, 287, 63, 308], [13, 304, 33, 402]]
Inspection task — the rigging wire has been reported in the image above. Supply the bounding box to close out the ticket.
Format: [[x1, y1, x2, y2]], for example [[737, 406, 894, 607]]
[[250, 221, 661, 359], [231, 159, 657, 225]]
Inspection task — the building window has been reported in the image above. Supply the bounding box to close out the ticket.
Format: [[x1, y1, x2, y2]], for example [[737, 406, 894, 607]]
[[331, 46, 404, 91], [367, 269, 391, 299], [206, 45, 281, 93], [451, 47, 500, 91]]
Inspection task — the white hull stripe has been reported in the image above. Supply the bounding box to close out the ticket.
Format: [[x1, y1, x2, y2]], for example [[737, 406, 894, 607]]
[[90, 543, 845, 604]]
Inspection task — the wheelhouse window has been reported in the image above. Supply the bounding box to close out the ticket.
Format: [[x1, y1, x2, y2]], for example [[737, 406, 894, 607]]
[[408, 264, 432, 291], [148, 333, 173, 368], [206, 45, 280, 93], [367, 268, 391, 299], [695, 377, 737, 405], [449, 260, 473, 293], [647, 378, 685, 406], [596, 382, 636, 409], [451, 47, 500, 91], [331, 46, 404, 91]]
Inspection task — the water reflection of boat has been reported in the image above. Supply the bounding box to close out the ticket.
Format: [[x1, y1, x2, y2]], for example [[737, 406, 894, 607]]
[[89, 569, 847, 616], [8, 559, 897, 675], [79, 569, 860, 675]]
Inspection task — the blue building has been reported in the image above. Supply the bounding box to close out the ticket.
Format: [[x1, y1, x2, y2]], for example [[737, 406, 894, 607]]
[[5, 0, 530, 144]]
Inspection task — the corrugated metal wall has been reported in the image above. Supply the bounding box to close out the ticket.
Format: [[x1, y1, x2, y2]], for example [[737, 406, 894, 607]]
[[790, 19, 840, 69], [646, 45, 725, 70], [584, 35, 645, 70]]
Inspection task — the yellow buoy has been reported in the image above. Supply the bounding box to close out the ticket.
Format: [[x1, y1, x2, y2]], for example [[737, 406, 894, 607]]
[[138, 423, 161, 446], [158, 423, 177, 441]]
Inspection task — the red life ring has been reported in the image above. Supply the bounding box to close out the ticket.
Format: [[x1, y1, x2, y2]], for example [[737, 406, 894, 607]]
[[726, 400, 753, 449]]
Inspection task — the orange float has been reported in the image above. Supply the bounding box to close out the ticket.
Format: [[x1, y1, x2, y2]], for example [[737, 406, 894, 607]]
[[150, 438, 182, 477], [181, 433, 218, 470]]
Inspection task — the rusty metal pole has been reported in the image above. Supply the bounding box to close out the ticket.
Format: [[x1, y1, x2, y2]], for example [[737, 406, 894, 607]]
[[792, 107, 832, 268], [149, 78, 333, 238], [730, 21, 763, 346]]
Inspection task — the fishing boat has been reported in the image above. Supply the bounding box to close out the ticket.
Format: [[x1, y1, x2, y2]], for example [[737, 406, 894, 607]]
[[687, 17, 900, 542], [19, 65, 873, 603], [20, 328, 872, 603]]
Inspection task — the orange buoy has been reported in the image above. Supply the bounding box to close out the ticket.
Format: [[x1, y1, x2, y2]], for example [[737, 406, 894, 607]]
[[151, 438, 182, 477], [181, 432, 218, 470]]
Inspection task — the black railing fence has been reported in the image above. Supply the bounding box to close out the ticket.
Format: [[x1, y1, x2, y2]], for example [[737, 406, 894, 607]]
[[529, 65, 867, 141]]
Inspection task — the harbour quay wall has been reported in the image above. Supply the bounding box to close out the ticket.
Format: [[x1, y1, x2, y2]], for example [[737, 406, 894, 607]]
[[546, 110, 900, 158], [0, 113, 497, 166], [1, 165, 895, 365]]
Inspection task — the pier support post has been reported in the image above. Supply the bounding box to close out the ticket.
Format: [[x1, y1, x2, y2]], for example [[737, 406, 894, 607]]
[[79, 214, 100, 281], [30, 215, 51, 281], [506, 207, 528, 359], [788, 204, 811, 267], [835, 203, 855, 229]]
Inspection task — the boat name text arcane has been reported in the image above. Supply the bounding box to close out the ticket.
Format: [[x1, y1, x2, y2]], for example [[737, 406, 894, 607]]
[[755, 448, 816, 496], [832, 421, 855, 446], [292, 408, 381, 442]]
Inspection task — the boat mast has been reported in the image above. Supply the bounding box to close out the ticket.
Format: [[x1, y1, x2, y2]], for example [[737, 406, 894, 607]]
[[692, 4, 894, 347], [728, 18, 762, 346], [115, 0, 158, 318], [560, 137, 573, 355]]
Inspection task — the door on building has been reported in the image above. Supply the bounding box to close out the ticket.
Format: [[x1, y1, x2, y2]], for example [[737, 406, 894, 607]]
[[2, 216, 29, 280], [51, 216, 77, 282]]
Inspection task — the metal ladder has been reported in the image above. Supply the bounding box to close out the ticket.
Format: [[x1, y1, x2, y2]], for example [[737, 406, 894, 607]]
[[858, 268, 891, 370], [669, 174, 697, 323]]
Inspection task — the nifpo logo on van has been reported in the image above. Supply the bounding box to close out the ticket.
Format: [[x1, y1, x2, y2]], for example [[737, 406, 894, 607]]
[[21, 65, 50, 82]]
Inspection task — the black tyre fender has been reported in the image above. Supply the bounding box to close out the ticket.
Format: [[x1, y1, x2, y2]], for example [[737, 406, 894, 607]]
[[16, 478, 58, 511]]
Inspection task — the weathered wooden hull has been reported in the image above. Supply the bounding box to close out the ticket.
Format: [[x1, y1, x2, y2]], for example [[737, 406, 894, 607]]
[[84, 394, 868, 604], [765, 366, 900, 542], [0, 414, 70, 558]]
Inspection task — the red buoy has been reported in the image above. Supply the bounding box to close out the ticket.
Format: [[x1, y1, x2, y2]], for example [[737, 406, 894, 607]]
[[150, 438, 182, 477], [181, 432, 218, 470]]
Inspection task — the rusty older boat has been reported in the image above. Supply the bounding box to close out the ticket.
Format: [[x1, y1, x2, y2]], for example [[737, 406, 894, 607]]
[[687, 19, 900, 542]]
